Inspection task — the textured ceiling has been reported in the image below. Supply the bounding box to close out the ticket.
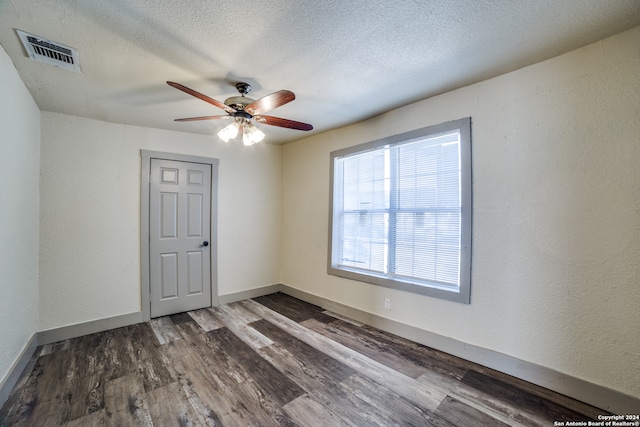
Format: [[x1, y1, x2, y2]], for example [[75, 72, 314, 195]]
[[1, 0, 640, 144]]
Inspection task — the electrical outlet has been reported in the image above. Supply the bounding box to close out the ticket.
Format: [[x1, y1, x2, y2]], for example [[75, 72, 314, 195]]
[[384, 297, 391, 310]]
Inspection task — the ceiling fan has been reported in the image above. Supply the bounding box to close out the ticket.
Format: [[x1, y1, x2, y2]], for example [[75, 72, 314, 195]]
[[167, 81, 313, 145]]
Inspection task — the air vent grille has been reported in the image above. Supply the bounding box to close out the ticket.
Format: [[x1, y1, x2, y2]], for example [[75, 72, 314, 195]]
[[16, 29, 81, 73]]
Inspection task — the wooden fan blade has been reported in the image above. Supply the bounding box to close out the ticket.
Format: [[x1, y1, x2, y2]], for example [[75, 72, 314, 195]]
[[174, 115, 231, 122], [256, 115, 313, 131], [244, 90, 295, 116], [167, 81, 236, 113]]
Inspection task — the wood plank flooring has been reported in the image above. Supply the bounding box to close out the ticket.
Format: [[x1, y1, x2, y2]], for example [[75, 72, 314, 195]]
[[1, 292, 608, 426]]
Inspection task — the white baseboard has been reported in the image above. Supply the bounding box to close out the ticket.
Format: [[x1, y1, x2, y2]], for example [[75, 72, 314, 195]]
[[38, 311, 144, 345], [0, 332, 38, 407], [279, 284, 640, 415], [218, 284, 282, 305]]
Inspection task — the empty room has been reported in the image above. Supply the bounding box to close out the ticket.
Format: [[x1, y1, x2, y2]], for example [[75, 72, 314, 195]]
[[1, 1, 639, 425]]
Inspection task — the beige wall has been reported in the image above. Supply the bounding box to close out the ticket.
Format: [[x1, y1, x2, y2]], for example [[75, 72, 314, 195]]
[[0, 46, 40, 384], [39, 113, 282, 330], [281, 26, 640, 399]]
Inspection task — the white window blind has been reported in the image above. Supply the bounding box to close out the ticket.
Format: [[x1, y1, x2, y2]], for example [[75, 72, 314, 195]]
[[329, 118, 471, 303]]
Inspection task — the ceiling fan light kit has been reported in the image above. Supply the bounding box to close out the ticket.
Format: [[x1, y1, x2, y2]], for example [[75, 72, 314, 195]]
[[241, 122, 266, 146], [217, 120, 240, 142], [167, 80, 312, 145], [217, 119, 265, 146]]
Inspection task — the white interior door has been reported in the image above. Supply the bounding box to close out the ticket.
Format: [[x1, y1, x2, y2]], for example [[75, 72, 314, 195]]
[[149, 158, 212, 318]]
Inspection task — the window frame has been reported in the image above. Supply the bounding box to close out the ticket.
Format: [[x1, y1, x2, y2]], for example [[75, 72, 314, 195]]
[[327, 117, 472, 304]]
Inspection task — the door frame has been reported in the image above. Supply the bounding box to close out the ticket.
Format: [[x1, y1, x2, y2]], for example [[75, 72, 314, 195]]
[[140, 150, 219, 321]]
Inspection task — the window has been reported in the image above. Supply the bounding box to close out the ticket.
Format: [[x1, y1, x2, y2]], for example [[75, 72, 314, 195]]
[[328, 118, 471, 303]]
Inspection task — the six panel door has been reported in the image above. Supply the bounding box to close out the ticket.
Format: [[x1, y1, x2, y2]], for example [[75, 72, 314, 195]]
[[149, 159, 212, 318]]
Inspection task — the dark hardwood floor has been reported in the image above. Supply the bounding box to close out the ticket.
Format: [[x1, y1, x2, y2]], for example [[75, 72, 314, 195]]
[[1, 292, 606, 426]]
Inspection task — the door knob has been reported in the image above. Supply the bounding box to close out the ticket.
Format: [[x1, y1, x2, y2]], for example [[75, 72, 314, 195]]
[[199, 241, 209, 248]]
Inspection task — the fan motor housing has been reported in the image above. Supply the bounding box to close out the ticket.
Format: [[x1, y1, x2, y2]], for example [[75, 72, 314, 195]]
[[224, 95, 255, 111]]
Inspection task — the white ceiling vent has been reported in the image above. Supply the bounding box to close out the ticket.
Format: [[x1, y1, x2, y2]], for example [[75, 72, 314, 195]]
[[16, 29, 81, 73]]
